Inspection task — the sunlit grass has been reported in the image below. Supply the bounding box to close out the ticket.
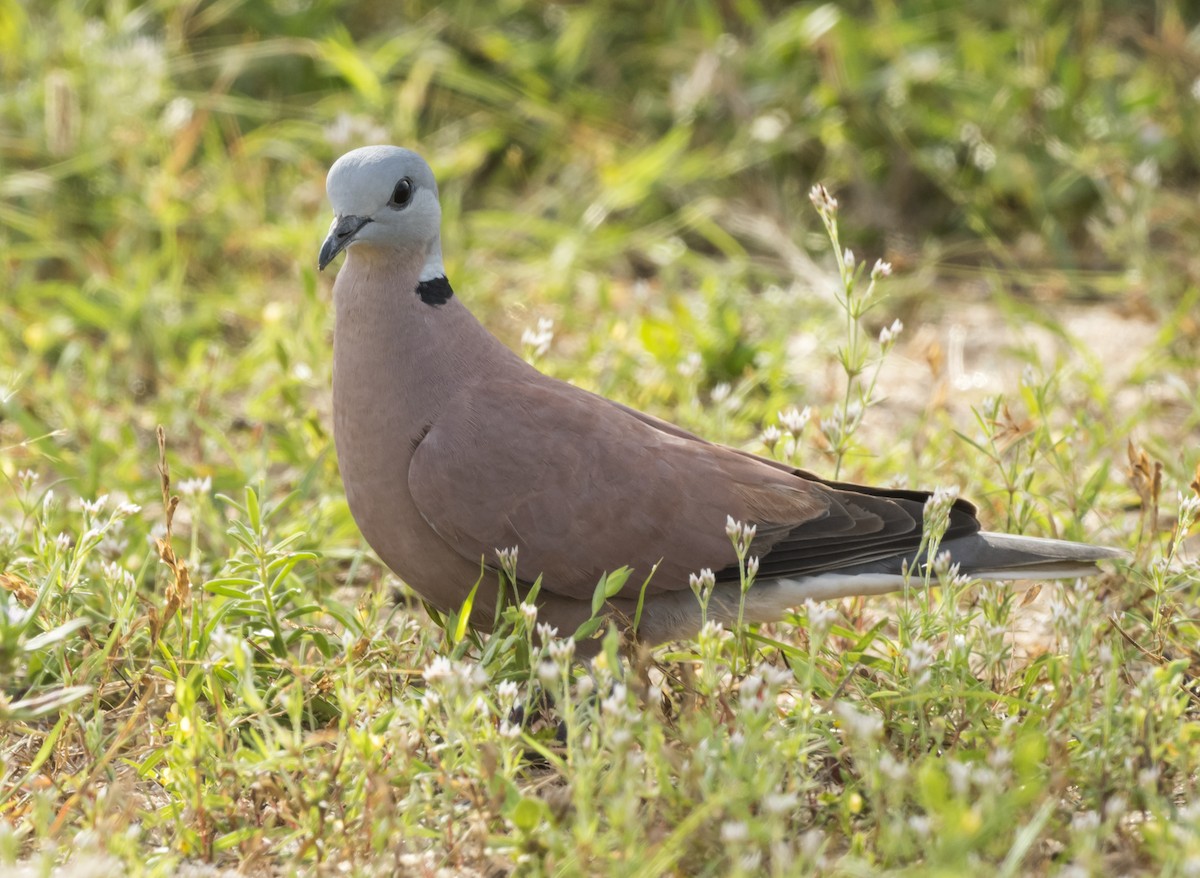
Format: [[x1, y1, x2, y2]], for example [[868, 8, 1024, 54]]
[[3, 1, 1200, 875]]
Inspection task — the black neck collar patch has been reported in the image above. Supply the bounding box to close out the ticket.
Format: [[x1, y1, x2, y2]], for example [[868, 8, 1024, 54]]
[[415, 276, 454, 307]]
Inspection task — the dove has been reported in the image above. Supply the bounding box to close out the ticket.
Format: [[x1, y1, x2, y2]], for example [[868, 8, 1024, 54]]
[[319, 145, 1122, 644]]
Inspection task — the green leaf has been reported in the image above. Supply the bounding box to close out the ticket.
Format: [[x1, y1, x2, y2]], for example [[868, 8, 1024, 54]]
[[244, 487, 261, 534], [453, 569, 483, 645], [510, 796, 544, 833], [23, 617, 89, 651]]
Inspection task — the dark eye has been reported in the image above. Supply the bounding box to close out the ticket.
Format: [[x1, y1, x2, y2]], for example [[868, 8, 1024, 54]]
[[389, 177, 414, 208]]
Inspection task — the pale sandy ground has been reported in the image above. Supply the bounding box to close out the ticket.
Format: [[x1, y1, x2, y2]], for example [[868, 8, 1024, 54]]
[[787, 291, 1172, 661]]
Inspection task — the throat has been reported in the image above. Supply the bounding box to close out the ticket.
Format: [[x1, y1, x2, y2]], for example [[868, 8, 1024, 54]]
[[415, 275, 454, 306]]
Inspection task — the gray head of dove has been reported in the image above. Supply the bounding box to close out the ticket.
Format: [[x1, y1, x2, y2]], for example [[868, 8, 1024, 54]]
[[319, 146, 444, 278]]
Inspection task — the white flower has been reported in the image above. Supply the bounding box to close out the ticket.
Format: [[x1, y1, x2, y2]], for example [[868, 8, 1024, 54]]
[[779, 406, 811, 437], [725, 516, 756, 554], [720, 821, 749, 844], [808, 184, 838, 215], [871, 259, 893, 280], [763, 792, 797, 815], [497, 679, 519, 706], [80, 494, 109, 515], [761, 425, 782, 452], [537, 661, 559, 685], [834, 702, 882, 741], [948, 759, 972, 795], [804, 599, 837, 637], [521, 317, 555, 358], [115, 501, 141, 518], [878, 318, 903, 346], [689, 568, 716, 602], [548, 638, 575, 663], [905, 640, 936, 686], [177, 477, 211, 497], [423, 656, 453, 684], [535, 621, 559, 642], [519, 602, 538, 627]]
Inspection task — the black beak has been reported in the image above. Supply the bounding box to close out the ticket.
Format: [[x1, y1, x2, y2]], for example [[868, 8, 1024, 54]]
[[319, 215, 372, 271]]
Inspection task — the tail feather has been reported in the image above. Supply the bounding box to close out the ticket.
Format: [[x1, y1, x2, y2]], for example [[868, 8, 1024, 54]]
[[822, 530, 1125, 581], [941, 531, 1125, 580]]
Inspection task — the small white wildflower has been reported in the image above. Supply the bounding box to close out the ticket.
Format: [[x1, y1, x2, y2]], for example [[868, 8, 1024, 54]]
[[808, 184, 837, 215], [497, 679, 519, 705], [739, 674, 766, 710], [161, 96, 194, 133], [101, 560, 136, 590], [600, 683, 628, 718], [548, 637, 575, 663], [948, 759, 972, 795], [80, 494, 109, 515], [750, 113, 785, 143], [496, 545, 519, 580], [55, 532, 72, 551], [763, 792, 797, 815], [521, 317, 555, 358], [499, 720, 521, 740], [871, 259, 893, 280], [725, 516, 756, 554], [1138, 766, 1160, 790], [537, 660, 559, 685], [971, 142, 996, 171], [711, 382, 731, 405], [843, 248, 855, 270], [799, 827, 825, 858], [746, 555, 760, 581], [879, 751, 908, 782], [905, 640, 936, 686], [908, 814, 931, 837], [834, 702, 883, 741], [535, 621, 559, 642], [738, 851, 763, 872], [720, 820, 749, 843], [779, 406, 811, 437], [1178, 491, 1200, 522], [1132, 158, 1160, 189], [678, 351, 702, 378], [177, 477, 211, 497], [689, 568, 716, 601], [1105, 795, 1127, 820], [115, 501, 141, 518], [931, 550, 959, 580], [17, 469, 38, 489], [698, 619, 726, 643], [761, 425, 782, 452], [804, 599, 837, 637], [423, 656, 454, 685], [878, 318, 903, 347], [519, 602, 538, 627]]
